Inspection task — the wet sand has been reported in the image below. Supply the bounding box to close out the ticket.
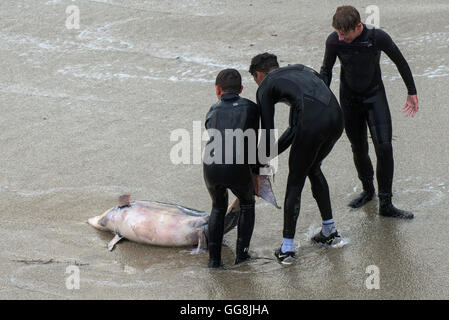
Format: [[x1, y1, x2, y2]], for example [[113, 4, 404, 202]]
[[1, 0, 448, 299]]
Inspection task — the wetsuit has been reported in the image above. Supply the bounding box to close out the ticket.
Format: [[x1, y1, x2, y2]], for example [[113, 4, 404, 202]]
[[256, 64, 343, 239], [203, 93, 259, 266], [320, 24, 417, 206]]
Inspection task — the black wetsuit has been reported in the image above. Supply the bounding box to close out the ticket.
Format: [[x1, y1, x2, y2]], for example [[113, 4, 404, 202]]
[[320, 24, 417, 199], [256, 64, 343, 239], [203, 93, 259, 266]]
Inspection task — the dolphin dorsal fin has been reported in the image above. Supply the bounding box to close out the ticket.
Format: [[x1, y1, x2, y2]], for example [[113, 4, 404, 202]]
[[118, 194, 131, 208]]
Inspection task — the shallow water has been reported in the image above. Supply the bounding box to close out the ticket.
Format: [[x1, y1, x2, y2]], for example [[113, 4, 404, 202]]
[[1, 0, 448, 299]]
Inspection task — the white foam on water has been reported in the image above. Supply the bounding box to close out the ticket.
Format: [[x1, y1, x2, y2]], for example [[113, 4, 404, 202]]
[[57, 64, 214, 83], [2, 23, 243, 84], [113, 73, 137, 79], [123, 265, 137, 275], [0, 16, 135, 54], [401, 186, 445, 207], [1, 32, 115, 54], [305, 225, 350, 249], [330, 237, 350, 248], [76, 20, 136, 52], [399, 32, 449, 47], [12, 185, 141, 197], [175, 55, 246, 70], [142, 76, 214, 83], [83, 0, 225, 17], [390, 65, 449, 81], [395, 176, 448, 208], [417, 65, 449, 79], [0, 83, 108, 102], [82, 278, 161, 288], [305, 226, 322, 242]]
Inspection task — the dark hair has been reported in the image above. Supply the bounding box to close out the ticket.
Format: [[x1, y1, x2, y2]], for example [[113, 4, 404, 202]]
[[332, 5, 361, 32], [215, 69, 242, 93], [248, 53, 279, 76]]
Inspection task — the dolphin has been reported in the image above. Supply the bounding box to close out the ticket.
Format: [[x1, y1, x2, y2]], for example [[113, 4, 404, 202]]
[[88, 176, 279, 253], [88, 195, 241, 253]]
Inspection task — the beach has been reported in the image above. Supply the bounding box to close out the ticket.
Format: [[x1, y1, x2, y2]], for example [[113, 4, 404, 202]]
[[0, 0, 448, 299]]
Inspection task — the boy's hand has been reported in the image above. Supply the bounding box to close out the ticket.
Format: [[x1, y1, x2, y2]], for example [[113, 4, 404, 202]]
[[403, 94, 419, 117], [252, 174, 261, 196]]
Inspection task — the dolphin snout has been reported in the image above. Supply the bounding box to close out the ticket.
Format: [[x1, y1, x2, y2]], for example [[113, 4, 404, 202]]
[[88, 215, 109, 231]]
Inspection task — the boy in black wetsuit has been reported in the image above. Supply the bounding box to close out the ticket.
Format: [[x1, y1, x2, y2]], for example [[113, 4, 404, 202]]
[[249, 53, 344, 264], [203, 69, 259, 268], [320, 6, 419, 219]]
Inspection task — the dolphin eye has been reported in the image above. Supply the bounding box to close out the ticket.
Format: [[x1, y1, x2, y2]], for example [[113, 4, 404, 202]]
[[98, 215, 108, 227]]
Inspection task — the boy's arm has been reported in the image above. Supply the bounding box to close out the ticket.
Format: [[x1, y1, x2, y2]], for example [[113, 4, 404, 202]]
[[250, 103, 262, 196], [276, 107, 298, 155], [377, 29, 417, 95], [320, 34, 338, 87], [377, 29, 419, 117], [250, 103, 261, 175], [257, 87, 276, 165], [204, 107, 214, 130]]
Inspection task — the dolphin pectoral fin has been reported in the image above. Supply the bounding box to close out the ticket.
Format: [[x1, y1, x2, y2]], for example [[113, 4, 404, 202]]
[[190, 230, 207, 254], [108, 234, 123, 251]]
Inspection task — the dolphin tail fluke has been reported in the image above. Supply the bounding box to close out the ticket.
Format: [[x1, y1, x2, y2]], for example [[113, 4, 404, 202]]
[[223, 199, 240, 234], [259, 175, 281, 209], [202, 199, 240, 249]]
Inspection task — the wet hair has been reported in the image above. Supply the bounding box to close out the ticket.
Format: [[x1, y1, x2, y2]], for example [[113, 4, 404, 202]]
[[248, 53, 279, 76], [332, 5, 361, 32], [215, 69, 242, 94]]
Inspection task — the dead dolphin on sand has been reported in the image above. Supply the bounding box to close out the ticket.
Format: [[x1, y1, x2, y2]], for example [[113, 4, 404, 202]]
[[88, 176, 279, 253], [88, 195, 240, 253]]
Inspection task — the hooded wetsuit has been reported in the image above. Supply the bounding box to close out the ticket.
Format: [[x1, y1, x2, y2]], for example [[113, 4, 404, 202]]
[[320, 24, 417, 197], [203, 93, 259, 265], [256, 64, 343, 239]]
